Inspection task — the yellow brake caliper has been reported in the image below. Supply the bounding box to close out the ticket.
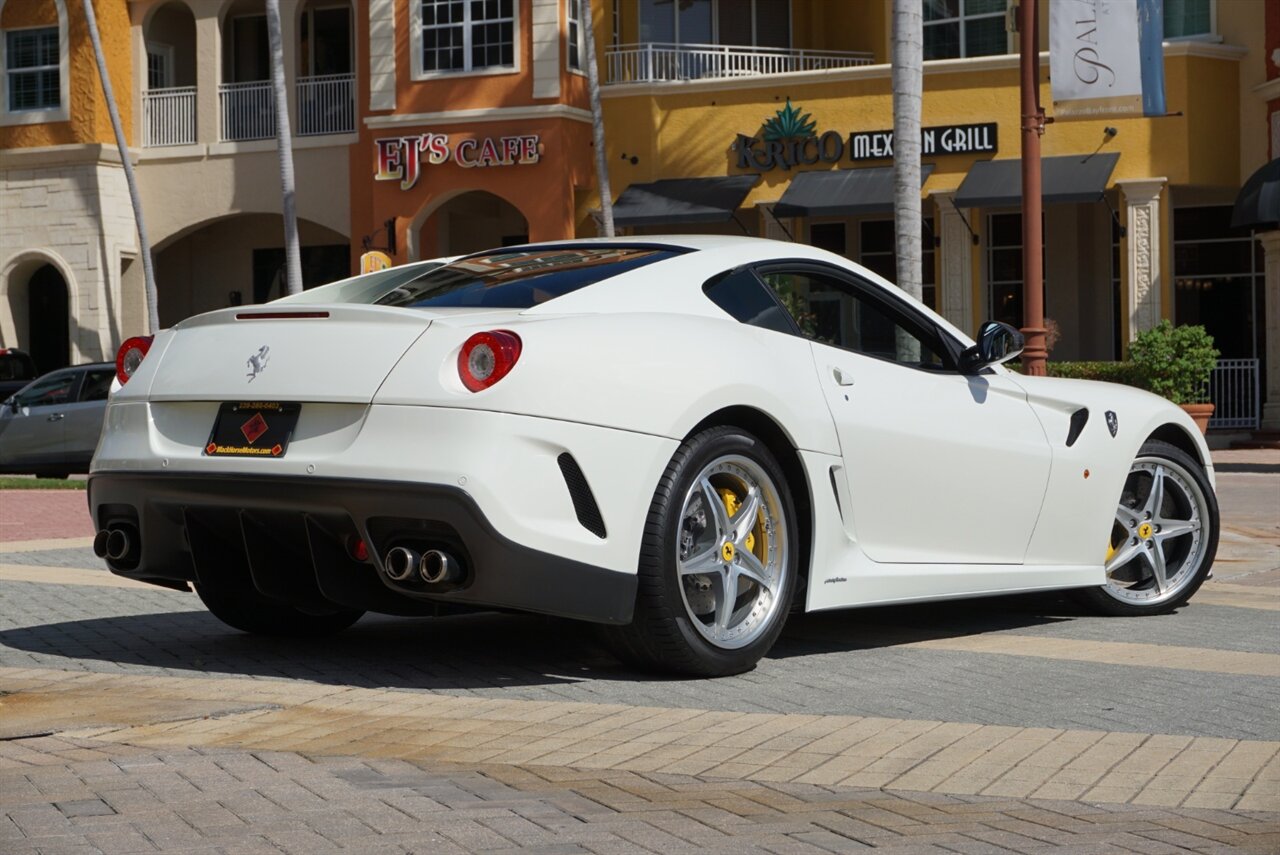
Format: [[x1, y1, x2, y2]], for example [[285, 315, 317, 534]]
[[717, 487, 766, 561]]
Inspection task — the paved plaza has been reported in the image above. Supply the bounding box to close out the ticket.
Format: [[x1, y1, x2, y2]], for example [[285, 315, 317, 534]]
[[0, 455, 1277, 853]]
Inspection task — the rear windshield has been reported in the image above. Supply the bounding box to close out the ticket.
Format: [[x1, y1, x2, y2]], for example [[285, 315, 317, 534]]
[[375, 246, 683, 309]]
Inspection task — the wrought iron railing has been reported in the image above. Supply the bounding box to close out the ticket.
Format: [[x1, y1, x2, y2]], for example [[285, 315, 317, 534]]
[[142, 86, 196, 147], [218, 80, 274, 142], [605, 42, 874, 84], [1207, 358, 1260, 430], [296, 73, 355, 136]]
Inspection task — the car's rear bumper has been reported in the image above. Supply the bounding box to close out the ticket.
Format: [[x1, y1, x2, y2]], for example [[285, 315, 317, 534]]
[[87, 472, 637, 624]]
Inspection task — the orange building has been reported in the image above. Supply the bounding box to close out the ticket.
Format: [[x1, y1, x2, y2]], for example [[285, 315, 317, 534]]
[[349, 0, 594, 262]]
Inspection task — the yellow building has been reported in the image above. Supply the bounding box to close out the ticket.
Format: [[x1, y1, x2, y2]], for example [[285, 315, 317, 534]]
[[586, 0, 1275, 434]]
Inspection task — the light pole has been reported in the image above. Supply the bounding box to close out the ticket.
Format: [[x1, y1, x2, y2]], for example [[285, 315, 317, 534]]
[[1019, 0, 1047, 375]]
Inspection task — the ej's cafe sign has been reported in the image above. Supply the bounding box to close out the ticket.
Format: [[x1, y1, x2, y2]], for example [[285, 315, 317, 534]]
[[375, 132, 541, 191]]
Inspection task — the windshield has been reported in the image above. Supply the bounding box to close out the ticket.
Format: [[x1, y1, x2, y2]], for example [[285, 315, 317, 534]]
[[375, 246, 684, 310]]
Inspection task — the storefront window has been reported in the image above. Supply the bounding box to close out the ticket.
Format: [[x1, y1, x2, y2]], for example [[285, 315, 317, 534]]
[[1164, 0, 1212, 39], [420, 0, 515, 74], [923, 0, 1008, 61], [6, 27, 60, 111], [639, 0, 788, 48], [859, 220, 937, 311], [986, 211, 1044, 330], [1173, 206, 1262, 361]]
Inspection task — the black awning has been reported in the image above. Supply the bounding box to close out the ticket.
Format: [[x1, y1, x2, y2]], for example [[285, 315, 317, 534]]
[[612, 175, 759, 228], [954, 152, 1120, 208], [1232, 157, 1280, 230], [772, 164, 936, 218]]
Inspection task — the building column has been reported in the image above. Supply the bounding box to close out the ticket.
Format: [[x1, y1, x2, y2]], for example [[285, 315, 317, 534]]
[[1118, 178, 1168, 341], [757, 202, 792, 242], [1259, 231, 1280, 431], [194, 8, 219, 144], [932, 191, 974, 335]]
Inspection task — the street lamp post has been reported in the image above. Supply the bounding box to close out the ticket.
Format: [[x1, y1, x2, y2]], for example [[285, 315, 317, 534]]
[[1019, 0, 1047, 376]]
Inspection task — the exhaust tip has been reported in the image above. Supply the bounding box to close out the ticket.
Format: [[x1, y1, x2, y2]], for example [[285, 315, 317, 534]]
[[384, 546, 419, 582], [93, 530, 110, 559], [104, 528, 131, 562], [419, 549, 461, 585]]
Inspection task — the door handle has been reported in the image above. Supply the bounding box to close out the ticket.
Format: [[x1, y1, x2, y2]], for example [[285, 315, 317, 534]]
[[831, 367, 855, 387], [47, 413, 65, 422]]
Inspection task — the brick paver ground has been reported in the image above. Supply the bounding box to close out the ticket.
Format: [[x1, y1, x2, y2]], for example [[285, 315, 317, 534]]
[[1, 489, 93, 542]]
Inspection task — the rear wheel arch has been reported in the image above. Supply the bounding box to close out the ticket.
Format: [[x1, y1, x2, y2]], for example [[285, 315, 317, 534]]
[[685, 406, 813, 605]]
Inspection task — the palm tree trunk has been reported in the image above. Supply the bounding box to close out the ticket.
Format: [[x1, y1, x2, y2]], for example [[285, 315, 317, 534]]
[[82, 0, 159, 334], [891, 0, 923, 361], [581, 0, 614, 237], [266, 0, 302, 295]]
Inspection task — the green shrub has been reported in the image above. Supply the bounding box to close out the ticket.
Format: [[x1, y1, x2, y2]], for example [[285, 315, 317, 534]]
[[1128, 320, 1219, 404], [1004, 360, 1146, 388]]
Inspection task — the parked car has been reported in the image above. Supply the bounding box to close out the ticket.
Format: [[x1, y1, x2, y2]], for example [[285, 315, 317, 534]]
[[0, 363, 115, 478], [0, 348, 39, 401], [88, 238, 1218, 676]]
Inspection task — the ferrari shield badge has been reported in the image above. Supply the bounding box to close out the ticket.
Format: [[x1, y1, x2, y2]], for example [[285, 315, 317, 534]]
[[1105, 410, 1119, 437]]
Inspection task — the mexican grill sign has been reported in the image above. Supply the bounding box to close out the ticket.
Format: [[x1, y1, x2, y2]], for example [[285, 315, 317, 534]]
[[375, 133, 541, 190], [735, 101, 997, 171]]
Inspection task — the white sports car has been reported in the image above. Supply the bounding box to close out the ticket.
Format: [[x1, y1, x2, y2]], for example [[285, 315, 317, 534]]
[[90, 237, 1218, 676]]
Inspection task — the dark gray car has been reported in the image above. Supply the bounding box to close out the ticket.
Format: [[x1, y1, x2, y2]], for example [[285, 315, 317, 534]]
[[0, 363, 114, 478]]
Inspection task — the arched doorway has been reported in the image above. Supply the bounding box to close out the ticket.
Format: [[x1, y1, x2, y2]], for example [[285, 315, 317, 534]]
[[27, 264, 70, 374], [422, 192, 529, 257]]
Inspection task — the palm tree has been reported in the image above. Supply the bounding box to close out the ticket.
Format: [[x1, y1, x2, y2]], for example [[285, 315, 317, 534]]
[[891, 0, 923, 362], [82, 0, 158, 334], [266, 0, 302, 294], [581, 0, 614, 236]]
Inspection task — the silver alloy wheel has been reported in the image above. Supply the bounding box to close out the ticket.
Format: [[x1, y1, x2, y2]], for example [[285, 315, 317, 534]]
[[1103, 455, 1210, 606], [675, 454, 788, 650]]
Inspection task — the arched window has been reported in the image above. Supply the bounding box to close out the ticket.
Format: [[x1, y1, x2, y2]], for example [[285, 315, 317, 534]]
[[0, 0, 69, 126]]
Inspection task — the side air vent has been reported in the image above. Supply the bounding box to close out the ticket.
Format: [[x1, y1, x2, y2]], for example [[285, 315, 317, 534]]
[[1066, 407, 1089, 447], [557, 453, 607, 539]]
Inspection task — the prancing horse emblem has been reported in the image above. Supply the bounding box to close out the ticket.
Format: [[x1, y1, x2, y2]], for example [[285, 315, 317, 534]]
[[246, 346, 270, 382], [1105, 410, 1119, 437]]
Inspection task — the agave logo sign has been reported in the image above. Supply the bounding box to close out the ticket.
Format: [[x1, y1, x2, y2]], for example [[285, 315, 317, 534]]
[[734, 101, 999, 172], [735, 100, 846, 172]]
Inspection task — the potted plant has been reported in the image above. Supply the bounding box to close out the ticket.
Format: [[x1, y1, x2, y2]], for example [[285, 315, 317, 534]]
[[1128, 320, 1220, 434]]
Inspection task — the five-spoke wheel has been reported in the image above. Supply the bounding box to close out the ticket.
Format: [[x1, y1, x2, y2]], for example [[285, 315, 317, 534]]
[[602, 426, 797, 676], [1083, 439, 1218, 616]]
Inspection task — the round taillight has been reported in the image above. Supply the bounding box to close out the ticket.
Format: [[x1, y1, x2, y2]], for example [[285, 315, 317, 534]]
[[115, 336, 154, 385], [458, 330, 522, 392]]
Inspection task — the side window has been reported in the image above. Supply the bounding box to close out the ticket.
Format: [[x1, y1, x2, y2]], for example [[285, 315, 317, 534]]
[[14, 371, 76, 407], [702, 268, 796, 335], [79, 369, 114, 402], [759, 269, 952, 370]]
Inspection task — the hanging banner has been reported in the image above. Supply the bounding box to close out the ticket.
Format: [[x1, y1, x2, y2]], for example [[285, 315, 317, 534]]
[[1050, 0, 1166, 119]]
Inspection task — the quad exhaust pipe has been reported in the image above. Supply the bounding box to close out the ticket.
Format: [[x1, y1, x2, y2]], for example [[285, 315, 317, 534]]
[[93, 527, 135, 563], [383, 546, 463, 586]]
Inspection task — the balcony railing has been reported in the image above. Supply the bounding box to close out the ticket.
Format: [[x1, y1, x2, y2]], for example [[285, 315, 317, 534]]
[[142, 86, 196, 147], [296, 73, 355, 136], [605, 42, 874, 84], [218, 80, 274, 142]]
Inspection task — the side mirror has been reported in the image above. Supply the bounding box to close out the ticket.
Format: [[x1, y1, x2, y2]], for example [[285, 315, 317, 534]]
[[959, 321, 1025, 374]]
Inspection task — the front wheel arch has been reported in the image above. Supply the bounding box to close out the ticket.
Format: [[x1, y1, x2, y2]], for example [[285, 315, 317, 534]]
[[685, 406, 813, 608], [1145, 422, 1206, 469]]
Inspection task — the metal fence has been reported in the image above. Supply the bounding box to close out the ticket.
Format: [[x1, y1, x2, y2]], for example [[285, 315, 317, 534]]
[[1207, 358, 1260, 430], [142, 87, 196, 147], [218, 81, 275, 142], [297, 73, 355, 136], [605, 43, 874, 84]]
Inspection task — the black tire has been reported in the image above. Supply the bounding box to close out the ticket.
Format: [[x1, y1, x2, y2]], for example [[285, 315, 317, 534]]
[[1078, 438, 1219, 617], [602, 426, 799, 677], [196, 579, 363, 636]]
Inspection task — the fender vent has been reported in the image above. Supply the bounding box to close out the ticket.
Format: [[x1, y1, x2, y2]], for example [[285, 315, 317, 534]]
[[1066, 407, 1089, 447], [558, 453, 607, 539]]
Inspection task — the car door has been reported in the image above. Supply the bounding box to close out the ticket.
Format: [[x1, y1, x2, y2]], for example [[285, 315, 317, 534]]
[[0, 369, 79, 468], [62, 366, 113, 462], [756, 264, 1052, 565]]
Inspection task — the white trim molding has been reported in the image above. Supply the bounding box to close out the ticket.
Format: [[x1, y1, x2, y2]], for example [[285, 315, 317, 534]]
[[368, 0, 396, 111], [364, 103, 592, 129], [0, 0, 71, 127], [531, 0, 560, 98]]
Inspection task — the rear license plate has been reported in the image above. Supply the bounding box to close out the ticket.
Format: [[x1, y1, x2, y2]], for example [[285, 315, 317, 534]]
[[204, 402, 301, 458]]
